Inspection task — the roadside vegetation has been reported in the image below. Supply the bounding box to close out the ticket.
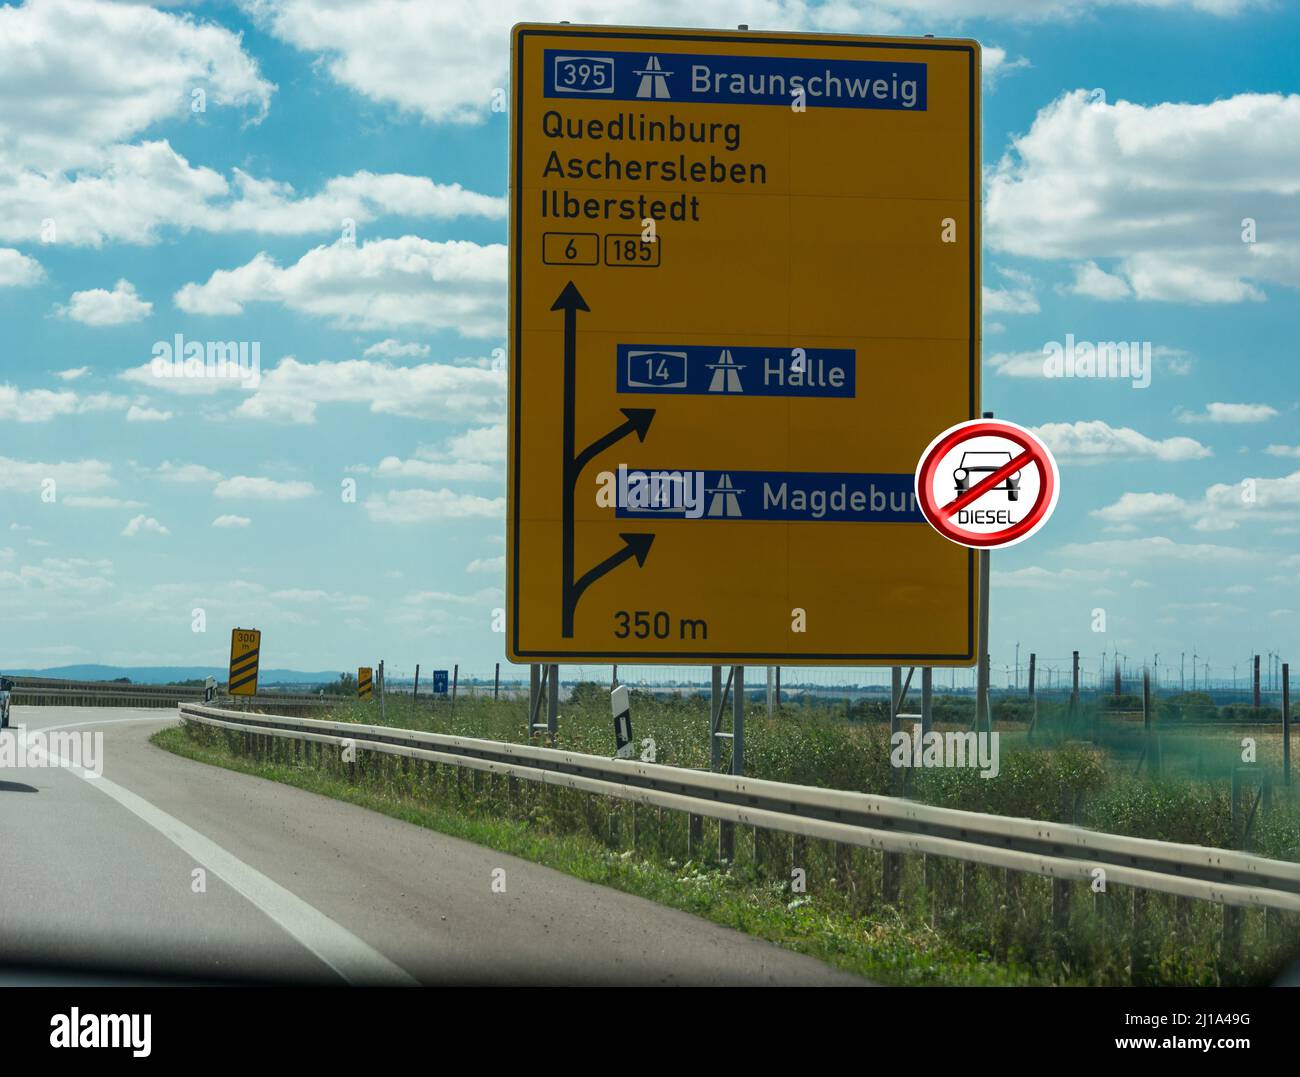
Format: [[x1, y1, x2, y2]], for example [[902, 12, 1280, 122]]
[[156, 685, 1300, 986]]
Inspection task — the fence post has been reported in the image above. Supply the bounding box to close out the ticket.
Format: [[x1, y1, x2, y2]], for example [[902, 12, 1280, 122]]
[[766, 666, 775, 718], [1254, 653, 1261, 710], [921, 667, 933, 738], [1143, 668, 1155, 777], [378, 659, 386, 724], [413, 663, 420, 701], [732, 666, 745, 776], [1283, 663, 1291, 787], [1027, 653, 1037, 740], [451, 663, 459, 715]]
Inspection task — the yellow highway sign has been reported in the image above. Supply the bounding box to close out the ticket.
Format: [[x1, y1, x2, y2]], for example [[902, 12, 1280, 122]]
[[227, 628, 261, 696], [508, 24, 981, 664], [358, 667, 373, 700]]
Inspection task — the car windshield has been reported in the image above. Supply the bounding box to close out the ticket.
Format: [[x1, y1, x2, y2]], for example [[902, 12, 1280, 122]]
[[1, 4, 1297, 1035]]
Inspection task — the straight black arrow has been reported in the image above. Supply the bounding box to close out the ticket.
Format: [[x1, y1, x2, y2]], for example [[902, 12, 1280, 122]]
[[555, 281, 589, 641], [553, 281, 656, 639]]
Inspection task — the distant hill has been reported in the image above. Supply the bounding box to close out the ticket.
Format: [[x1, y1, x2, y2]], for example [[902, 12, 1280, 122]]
[[3, 664, 344, 686]]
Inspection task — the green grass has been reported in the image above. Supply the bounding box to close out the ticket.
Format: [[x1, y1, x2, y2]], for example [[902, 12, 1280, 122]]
[[155, 690, 1300, 986]]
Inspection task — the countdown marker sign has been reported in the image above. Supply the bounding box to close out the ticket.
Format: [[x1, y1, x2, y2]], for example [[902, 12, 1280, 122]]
[[915, 419, 1059, 549]]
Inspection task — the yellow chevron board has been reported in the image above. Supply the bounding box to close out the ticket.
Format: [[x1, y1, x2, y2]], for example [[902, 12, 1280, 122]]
[[227, 628, 261, 696], [358, 667, 373, 700]]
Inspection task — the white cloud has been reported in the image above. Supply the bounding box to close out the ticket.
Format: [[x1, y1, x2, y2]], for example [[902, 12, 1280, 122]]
[[175, 237, 505, 335], [363, 339, 430, 359], [991, 344, 1192, 379], [991, 565, 1118, 589], [1092, 469, 1300, 534], [0, 248, 44, 286], [156, 461, 222, 483], [1265, 445, 1300, 458], [988, 350, 1048, 378], [53, 367, 91, 381], [212, 514, 252, 528], [983, 267, 1039, 315], [363, 488, 505, 523], [242, 0, 1254, 124], [122, 514, 169, 538], [1056, 535, 1252, 563], [0, 148, 505, 247], [988, 91, 1300, 302], [63, 496, 146, 509], [0, 0, 273, 173], [1090, 492, 1190, 529], [1067, 260, 1132, 300], [982, 46, 1030, 87], [1177, 402, 1278, 424], [60, 279, 152, 326], [1031, 420, 1211, 462], [213, 476, 317, 500], [126, 404, 172, 422], [227, 356, 503, 425], [0, 386, 128, 422], [369, 423, 506, 481], [466, 555, 506, 574]]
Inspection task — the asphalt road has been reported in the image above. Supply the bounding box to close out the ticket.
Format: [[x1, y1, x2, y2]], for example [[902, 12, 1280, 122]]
[[0, 707, 863, 986]]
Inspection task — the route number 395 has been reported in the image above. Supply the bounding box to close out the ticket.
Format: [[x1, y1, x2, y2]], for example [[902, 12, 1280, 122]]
[[553, 56, 615, 94]]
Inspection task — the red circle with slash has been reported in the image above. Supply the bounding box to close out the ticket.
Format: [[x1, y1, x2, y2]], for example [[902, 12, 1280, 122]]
[[914, 419, 1059, 549]]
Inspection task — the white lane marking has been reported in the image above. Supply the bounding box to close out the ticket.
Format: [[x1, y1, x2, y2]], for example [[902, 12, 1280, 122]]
[[27, 734, 419, 986], [21, 715, 170, 733]]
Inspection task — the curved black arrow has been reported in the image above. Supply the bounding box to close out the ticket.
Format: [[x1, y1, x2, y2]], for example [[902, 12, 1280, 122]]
[[573, 407, 655, 476], [570, 534, 656, 617]]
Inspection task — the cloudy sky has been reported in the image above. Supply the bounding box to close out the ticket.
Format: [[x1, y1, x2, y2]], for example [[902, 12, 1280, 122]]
[[1, 0, 1297, 687]]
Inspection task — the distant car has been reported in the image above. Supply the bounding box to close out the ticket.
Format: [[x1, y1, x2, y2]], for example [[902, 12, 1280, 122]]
[[954, 451, 1020, 501], [0, 676, 13, 729]]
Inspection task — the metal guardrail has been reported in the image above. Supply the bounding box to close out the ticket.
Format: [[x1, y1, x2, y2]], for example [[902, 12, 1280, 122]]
[[178, 703, 1300, 913], [12, 678, 332, 709]]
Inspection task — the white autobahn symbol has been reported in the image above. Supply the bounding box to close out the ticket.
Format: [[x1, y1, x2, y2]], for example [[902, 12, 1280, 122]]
[[634, 56, 672, 99]]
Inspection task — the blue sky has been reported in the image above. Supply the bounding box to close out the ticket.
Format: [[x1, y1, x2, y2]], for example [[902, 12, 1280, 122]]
[[1, 0, 1297, 688]]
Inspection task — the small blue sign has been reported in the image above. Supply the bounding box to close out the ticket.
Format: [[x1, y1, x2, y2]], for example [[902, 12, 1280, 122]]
[[432, 670, 449, 694], [545, 49, 927, 111], [618, 344, 854, 398], [543, 50, 930, 111], [611, 466, 921, 523]]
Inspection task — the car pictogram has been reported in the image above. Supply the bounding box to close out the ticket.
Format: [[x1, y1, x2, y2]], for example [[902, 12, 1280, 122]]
[[953, 450, 1020, 501]]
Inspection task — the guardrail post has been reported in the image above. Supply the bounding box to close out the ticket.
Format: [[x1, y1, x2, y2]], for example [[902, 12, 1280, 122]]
[[1027, 653, 1037, 740], [1130, 887, 1150, 985]]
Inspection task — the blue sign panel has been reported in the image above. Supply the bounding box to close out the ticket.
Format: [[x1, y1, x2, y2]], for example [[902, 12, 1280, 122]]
[[432, 670, 449, 694], [611, 466, 921, 523], [617, 345, 855, 398], [545, 50, 927, 111]]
